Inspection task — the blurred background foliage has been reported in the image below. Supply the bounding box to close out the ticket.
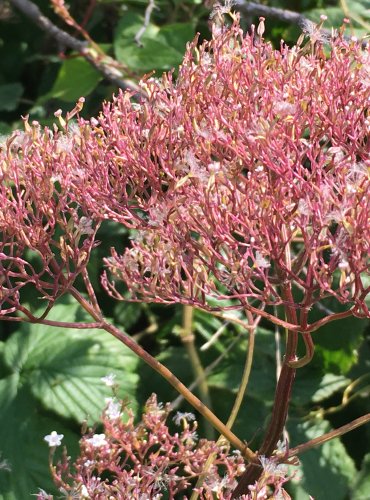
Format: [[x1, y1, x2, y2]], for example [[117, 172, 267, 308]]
[[0, 0, 369, 498]]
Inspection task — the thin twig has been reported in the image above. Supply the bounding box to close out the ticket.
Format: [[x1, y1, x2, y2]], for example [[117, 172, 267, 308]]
[[135, 0, 157, 47], [200, 320, 230, 351], [68, 285, 257, 461], [288, 413, 370, 458], [236, 1, 369, 44], [235, 0, 305, 25], [191, 308, 259, 500], [8, 0, 140, 92], [9, 0, 87, 51]]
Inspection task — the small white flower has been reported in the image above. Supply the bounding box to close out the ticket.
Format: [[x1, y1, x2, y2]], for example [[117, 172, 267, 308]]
[[297, 198, 310, 216], [44, 431, 64, 447], [86, 433, 108, 448], [33, 489, 52, 499], [338, 259, 349, 270], [259, 455, 288, 477], [83, 459, 95, 468], [101, 373, 116, 387], [80, 485, 89, 498], [173, 411, 196, 426], [0, 454, 10, 472], [255, 251, 270, 269], [77, 217, 94, 236], [105, 397, 122, 420]]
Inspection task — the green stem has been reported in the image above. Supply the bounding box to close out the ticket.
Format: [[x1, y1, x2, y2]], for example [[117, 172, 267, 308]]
[[180, 305, 214, 439], [191, 309, 258, 500]]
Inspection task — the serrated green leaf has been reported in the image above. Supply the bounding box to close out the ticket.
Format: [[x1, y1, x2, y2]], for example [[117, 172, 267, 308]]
[[287, 418, 357, 499], [39, 57, 102, 103], [2, 299, 139, 424], [0, 83, 23, 112]]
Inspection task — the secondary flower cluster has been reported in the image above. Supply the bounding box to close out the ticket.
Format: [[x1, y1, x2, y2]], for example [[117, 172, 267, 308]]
[[39, 394, 294, 499], [0, 103, 98, 317]]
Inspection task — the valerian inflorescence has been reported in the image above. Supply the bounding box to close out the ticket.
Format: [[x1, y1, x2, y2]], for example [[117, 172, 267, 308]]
[[1, 17, 368, 327], [73, 17, 369, 329], [1, 12, 369, 497]]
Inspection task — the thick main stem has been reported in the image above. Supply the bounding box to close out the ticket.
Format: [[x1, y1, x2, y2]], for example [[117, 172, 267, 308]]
[[232, 285, 299, 497]]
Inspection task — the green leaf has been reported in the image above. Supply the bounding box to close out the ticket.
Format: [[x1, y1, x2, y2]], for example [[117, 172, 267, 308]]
[[0, 385, 79, 500], [287, 418, 357, 499], [2, 298, 139, 423], [114, 301, 143, 330], [0, 83, 23, 112], [0, 123, 13, 135], [306, 7, 348, 26], [114, 12, 194, 71], [193, 310, 227, 353], [0, 298, 140, 497], [360, 273, 370, 309], [351, 453, 370, 500], [310, 298, 367, 375], [305, 5, 369, 37], [343, 1, 370, 20], [208, 327, 277, 403], [293, 372, 350, 407], [39, 57, 102, 103]]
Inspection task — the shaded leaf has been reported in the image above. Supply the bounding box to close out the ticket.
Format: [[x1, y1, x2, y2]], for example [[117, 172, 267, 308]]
[[293, 372, 350, 407], [208, 327, 276, 403], [39, 57, 102, 103], [287, 417, 356, 500], [351, 452, 370, 500], [0, 385, 78, 500], [310, 298, 367, 375], [0, 84, 23, 112]]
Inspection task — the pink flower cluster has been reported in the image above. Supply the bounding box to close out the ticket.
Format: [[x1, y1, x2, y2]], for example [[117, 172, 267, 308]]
[[81, 19, 369, 327], [0, 16, 369, 329], [0, 106, 98, 317], [40, 395, 293, 499]]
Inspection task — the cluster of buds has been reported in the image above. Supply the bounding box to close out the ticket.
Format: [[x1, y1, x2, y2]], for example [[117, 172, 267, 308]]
[[39, 395, 294, 499]]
